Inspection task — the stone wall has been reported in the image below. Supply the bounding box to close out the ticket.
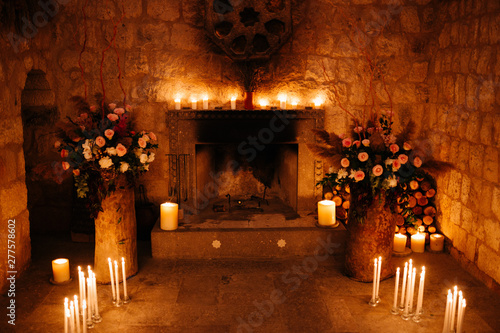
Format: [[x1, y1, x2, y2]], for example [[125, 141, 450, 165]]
[[424, 0, 500, 286]]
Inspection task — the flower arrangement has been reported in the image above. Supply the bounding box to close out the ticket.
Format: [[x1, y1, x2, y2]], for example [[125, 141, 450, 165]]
[[56, 96, 158, 218], [309, 113, 450, 225]]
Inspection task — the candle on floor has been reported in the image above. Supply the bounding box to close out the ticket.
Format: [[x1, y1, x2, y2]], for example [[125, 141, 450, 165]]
[[376, 256, 382, 300], [121, 257, 128, 301], [161, 202, 179, 230], [114, 260, 121, 305], [81, 271, 86, 315], [409, 267, 416, 312], [69, 301, 75, 333], [74, 295, 80, 333], [457, 299, 466, 333], [108, 258, 116, 300], [82, 300, 87, 333], [317, 200, 337, 226], [400, 262, 408, 308], [371, 258, 377, 304], [450, 286, 458, 331], [291, 101, 297, 109], [203, 95, 208, 109], [393, 233, 407, 252], [411, 232, 425, 253], [443, 289, 452, 333], [415, 267, 425, 316], [391, 267, 400, 313], [191, 99, 197, 110], [64, 298, 69, 333], [52, 258, 70, 283], [92, 272, 101, 321], [86, 277, 92, 321], [231, 96, 236, 110], [175, 99, 181, 110], [430, 234, 444, 252], [78, 267, 83, 306]]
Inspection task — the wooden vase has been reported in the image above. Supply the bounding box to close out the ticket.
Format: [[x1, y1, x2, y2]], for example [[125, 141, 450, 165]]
[[244, 91, 254, 110], [344, 194, 397, 282], [94, 177, 138, 283]]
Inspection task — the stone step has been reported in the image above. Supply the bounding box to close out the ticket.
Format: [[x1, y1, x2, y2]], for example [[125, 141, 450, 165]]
[[151, 214, 347, 259]]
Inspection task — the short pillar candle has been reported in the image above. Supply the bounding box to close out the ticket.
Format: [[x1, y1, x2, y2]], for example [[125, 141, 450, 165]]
[[430, 233, 444, 252], [160, 202, 179, 230], [393, 233, 407, 252], [52, 258, 70, 283], [411, 233, 426, 253], [317, 200, 337, 226]]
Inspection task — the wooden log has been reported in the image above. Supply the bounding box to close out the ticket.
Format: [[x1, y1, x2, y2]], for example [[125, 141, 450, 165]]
[[395, 214, 405, 226], [410, 180, 419, 190], [418, 225, 426, 233], [332, 195, 342, 206], [420, 181, 431, 191], [414, 192, 423, 199], [412, 206, 423, 215], [424, 206, 436, 216], [395, 225, 399, 232], [396, 205, 404, 213], [336, 207, 348, 220], [408, 196, 417, 208], [426, 189, 436, 198], [399, 227, 406, 234], [407, 227, 417, 235], [415, 219, 423, 226], [418, 197, 429, 206], [325, 192, 334, 200], [342, 200, 350, 210], [428, 226, 436, 233], [423, 215, 434, 225]]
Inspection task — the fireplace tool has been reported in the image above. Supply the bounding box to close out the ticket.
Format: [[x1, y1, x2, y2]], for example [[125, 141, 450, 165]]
[[166, 153, 190, 206]]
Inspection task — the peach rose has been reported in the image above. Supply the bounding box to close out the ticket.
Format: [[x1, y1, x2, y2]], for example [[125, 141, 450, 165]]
[[113, 108, 125, 115], [392, 160, 401, 171], [341, 158, 350, 168], [73, 169, 80, 176], [54, 141, 61, 149], [116, 143, 127, 157], [62, 161, 70, 170], [60, 149, 69, 158], [389, 144, 400, 154], [339, 133, 346, 139], [372, 164, 383, 177], [149, 132, 157, 141], [104, 129, 115, 140], [353, 140, 361, 148], [354, 170, 365, 182], [353, 126, 363, 133], [108, 103, 117, 110], [398, 154, 409, 164], [89, 105, 97, 112], [403, 142, 412, 150], [362, 139, 370, 147], [413, 156, 422, 168], [138, 137, 147, 149], [358, 152, 369, 162], [95, 136, 106, 147], [107, 113, 119, 122], [342, 138, 352, 147]]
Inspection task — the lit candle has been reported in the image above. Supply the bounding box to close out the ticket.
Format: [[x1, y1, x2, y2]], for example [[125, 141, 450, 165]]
[[81, 271, 86, 315], [409, 267, 416, 313], [278, 95, 286, 109], [259, 99, 268, 109], [411, 232, 426, 253], [69, 301, 75, 333], [108, 258, 116, 300], [191, 99, 197, 110], [121, 257, 128, 300], [82, 300, 87, 333], [393, 233, 407, 252], [400, 262, 408, 308], [392, 267, 400, 311], [450, 286, 458, 331], [430, 234, 444, 252], [74, 295, 80, 333], [415, 267, 425, 315], [231, 96, 236, 110], [317, 200, 336, 226], [313, 97, 322, 109], [443, 289, 452, 333], [114, 260, 121, 304], [64, 298, 69, 333], [52, 258, 70, 283], [175, 99, 181, 110], [160, 202, 179, 230], [371, 258, 377, 303], [92, 272, 100, 320], [457, 299, 466, 333], [404, 265, 412, 316], [291, 101, 297, 109], [78, 266, 83, 307], [376, 256, 382, 299], [203, 95, 208, 109], [86, 277, 92, 320]]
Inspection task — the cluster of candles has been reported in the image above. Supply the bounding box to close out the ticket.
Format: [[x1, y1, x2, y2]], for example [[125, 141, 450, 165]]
[[173, 95, 323, 110], [390, 259, 426, 322], [443, 286, 467, 333], [393, 232, 445, 253], [107, 257, 130, 306], [369, 257, 382, 306], [64, 266, 100, 333]]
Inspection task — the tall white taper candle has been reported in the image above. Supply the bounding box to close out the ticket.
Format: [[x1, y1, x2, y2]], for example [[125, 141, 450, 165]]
[[74, 295, 80, 333], [442, 290, 452, 333], [376, 256, 382, 299], [108, 258, 116, 300], [114, 260, 121, 303], [69, 301, 75, 333], [400, 262, 408, 308], [121, 257, 128, 300], [82, 300, 87, 333], [393, 267, 400, 309], [450, 286, 458, 331], [409, 267, 416, 312], [372, 258, 377, 302]]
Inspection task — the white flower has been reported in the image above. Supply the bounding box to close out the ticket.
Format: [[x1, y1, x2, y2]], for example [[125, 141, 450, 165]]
[[348, 169, 357, 179], [135, 148, 143, 157], [212, 240, 221, 249], [82, 139, 91, 151], [106, 147, 117, 156], [277, 239, 286, 248], [337, 169, 348, 179], [387, 175, 398, 188], [84, 151, 92, 160], [385, 158, 395, 167], [143, 164, 150, 171], [139, 154, 148, 164], [99, 156, 113, 169], [147, 152, 155, 163], [120, 162, 129, 173]]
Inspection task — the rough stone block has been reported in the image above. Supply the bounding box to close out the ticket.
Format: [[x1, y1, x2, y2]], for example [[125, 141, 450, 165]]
[[400, 6, 420, 33], [125, 50, 149, 76], [465, 234, 477, 262], [483, 146, 499, 183], [476, 46, 491, 74], [171, 24, 204, 52], [493, 186, 500, 221], [393, 83, 417, 103], [450, 200, 462, 226], [374, 35, 407, 57], [477, 244, 500, 283], [348, 82, 367, 106], [182, 0, 205, 27], [490, 13, 500, 44], [478, 81, 495, 112], [483, 217, 500, 252], [439, 193, 452, 227], [480, 181, 494, 217], [448, 170, 462, 200], [461, 206, 474, 233], [465, 113, 481, 143], [465, 74, 479, 110], [461, 174, 471, 204], [123, 0, 142, 18], [0, 182, 28, 218], [453, 225, 467, 251], [451, 22, 460, 45], [0, 117, 23, 147], [409, 62, 428, 82], [468, 177, 483, 212], [438, 23, 451, 48], [147, 0, 180, 21], [479, 16, 490, 44]]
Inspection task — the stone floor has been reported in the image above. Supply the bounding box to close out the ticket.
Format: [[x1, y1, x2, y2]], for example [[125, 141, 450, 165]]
[[1, 233, 500, 333]]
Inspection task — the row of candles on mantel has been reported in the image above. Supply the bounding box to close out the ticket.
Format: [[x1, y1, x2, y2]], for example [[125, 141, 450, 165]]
[[173, 96, 324, 110], [370, 258, 467, 332]]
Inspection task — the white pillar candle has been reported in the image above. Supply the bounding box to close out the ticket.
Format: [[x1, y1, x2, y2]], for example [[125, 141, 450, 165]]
[[175, 99, 181, 110], [313, 98, 322, 109], [393, 267, 400, 309], [411, 232, 426, 253], [400, 262, 408, 308], [409, 267, 416, 312], [74, 295, 80, 333], [69, 301, 75, 333], [203, 96, 208, 109], [376, 256, 382, 299], [393, 233, 407, 252], [161, 202, 179, 230], [191, 99, 197, 110], [430, 234, 445, 251], [82, 300, 87, 333], [121, 257, 128, 300], [259, 99, 268, 109], [317, 200, 336, 226], [114, 260, 121, 303], [279, 98, 286, 109], [108, 258, 116, 300], [52, 258, 70, 283], [450, 286, 458, 331], [231, 97, 236, 110], [415, 267, 425, 315], [457, 299, 466, 333]]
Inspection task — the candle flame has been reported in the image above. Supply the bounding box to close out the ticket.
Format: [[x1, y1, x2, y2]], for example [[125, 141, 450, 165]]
[[259, 99, 268, 107], [313, 97, 323, 106], [174, 98, 181, 103], [231, 96, 236, 101], [278, 93, 287, 102], [203, 95, 208, 100]]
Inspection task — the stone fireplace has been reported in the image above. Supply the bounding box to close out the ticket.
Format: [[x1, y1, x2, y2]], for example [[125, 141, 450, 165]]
[[166, 108, 325, 222]]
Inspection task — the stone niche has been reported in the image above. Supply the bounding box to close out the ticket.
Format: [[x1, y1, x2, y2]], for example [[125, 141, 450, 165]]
[[166, 109, 324, 221]]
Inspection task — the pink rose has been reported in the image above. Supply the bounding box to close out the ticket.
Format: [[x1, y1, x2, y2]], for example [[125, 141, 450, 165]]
[[108, 103, 117, 110], [354, 170, 365, 182], [372, 164, 383, 177], [413, 156, 422, 168], [366, 127, 374, 134], [60, 149, 69, 158], [403, 142, 412, 150], [89, 105, 97, 112], [138, 137, 147, 149], [341, 158, 350, 168], [398, 154, 409, 164], [62, 162, 70, 170], [362, 139, 370, 147], [107, 113, 119, 122], [389, 144, 400, 154], [393, 160, 401, 171], [353, 140, 361, 148], [342, 138, 352, 147], [125, 104, 132, 111], [149, 132, 157, 141], [54, 141, 61, 149], [73, 169, 80, 176], [339, 133, 346, 139], [105, 129, 115, 140], [116, 143, 127, 157], [353, 126, 363, 133], [95, 136, 106, 147], [358, 152, 369, 162], [113, 108, 125, 115]]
